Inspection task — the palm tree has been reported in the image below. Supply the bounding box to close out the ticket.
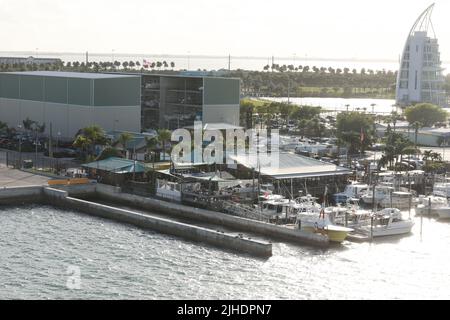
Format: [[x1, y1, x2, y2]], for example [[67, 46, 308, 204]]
[[117, 132, 134, 159], [146, 136, 159, 169], [73, 125, 109, 160], [158, 129, 172, 161], [0, 121, 8, 133], [23, 118, 35, 133], [73, 135, 90, 158]]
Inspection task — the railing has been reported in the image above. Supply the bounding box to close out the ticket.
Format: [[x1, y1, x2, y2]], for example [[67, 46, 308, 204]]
[[221, 201, 270, 222]]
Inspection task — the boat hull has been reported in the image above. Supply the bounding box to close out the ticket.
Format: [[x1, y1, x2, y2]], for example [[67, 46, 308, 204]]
[[358, 221, 414, 238], [301, 225, 352, 243], [437, 208, 450, 219]]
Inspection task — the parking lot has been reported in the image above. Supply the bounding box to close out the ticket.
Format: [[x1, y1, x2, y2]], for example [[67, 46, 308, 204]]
[[0, 164, 50, 187]]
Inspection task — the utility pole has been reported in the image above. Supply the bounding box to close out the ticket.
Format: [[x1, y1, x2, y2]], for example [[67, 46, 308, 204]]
[[17, 124, 22, 169], [49, 122, 53, 158]]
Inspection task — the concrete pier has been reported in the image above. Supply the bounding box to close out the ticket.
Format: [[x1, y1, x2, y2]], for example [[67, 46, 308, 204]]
[[94, 184, 330, 247], [0, 180, 329, 255], [1, 186, 272, 258]]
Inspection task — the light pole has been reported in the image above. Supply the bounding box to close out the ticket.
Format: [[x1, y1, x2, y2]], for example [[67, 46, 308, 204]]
[[17, 124, 22, 169], [35, 127, 38, 170], [187, 51, 191, 70], [57, 131, 61, 151]]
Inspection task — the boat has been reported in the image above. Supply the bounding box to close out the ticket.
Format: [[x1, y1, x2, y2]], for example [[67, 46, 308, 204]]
[[296, 209, 353, 243], [416, 195, 449, 216], [326, 198, 372, 228], [332, 182, 369, 204], [378, 191, 417, 209], [261, 197, 300, 223], [433, 183, 450, 198], [356, 208, 415, 238], [437, 208, 450, 219], [295, 194, 322, 213], [360, 185, 395, 206]]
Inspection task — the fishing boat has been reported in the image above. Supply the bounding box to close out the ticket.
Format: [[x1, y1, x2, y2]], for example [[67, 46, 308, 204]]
[[295, 195, 322, 213], [437, 208, 450, 219], [261, 198, 300, 223], [433, 183, 450, 198], [416, 195, 449, 216], [356, 208, 415, 238], [327, 198, 372, 228], [378, 191, 416, 209], [360, 185, 394, 206], [332, 182, 369, 204], [297, 209, 353, 243]]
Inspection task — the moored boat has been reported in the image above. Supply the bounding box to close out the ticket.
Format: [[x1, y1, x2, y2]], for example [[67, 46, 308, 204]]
[[297, 209, 353, 243], [356, 208, 415, 238]]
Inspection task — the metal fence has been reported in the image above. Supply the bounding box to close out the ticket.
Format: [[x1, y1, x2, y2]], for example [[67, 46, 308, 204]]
[[0, 149, 81, 174]]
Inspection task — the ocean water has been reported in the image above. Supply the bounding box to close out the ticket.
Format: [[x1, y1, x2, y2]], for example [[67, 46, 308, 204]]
[[1, 205, 450, 300], [263, 97, 397, 114]]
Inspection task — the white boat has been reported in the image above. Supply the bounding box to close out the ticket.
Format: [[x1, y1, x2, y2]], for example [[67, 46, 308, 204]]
[[332, 182, 369, 204], [326, 198, 372, 228], [261, 198, 300, 222], [379, 191, 416, 209], [356, 208, 415, 238], [297, 210, 353, 243], [295, 195, 322, 213], [437, 208, 450, 219], [416, 195, 449, 216], [360, 185, 395, 206], [433, 183, 450, 198]]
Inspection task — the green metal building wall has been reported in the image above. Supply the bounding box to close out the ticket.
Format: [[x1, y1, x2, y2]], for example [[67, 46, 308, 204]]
[[0, 73, 140, 107], [203, 77, 240, 105]]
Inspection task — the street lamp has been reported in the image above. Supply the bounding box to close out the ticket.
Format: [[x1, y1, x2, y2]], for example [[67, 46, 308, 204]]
[[17, 124, 22, 169], [57, 131, 61, 151]]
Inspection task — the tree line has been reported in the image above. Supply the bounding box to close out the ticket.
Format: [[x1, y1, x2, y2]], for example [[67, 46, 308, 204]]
[[0, 60, 176, 73]]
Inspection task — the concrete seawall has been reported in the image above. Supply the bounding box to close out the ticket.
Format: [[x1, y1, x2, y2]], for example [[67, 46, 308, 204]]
[[44, 187, 272, 258], [0, 186, 43, 205], [1, 183, 329, 255], [94, 184, 329, 247]]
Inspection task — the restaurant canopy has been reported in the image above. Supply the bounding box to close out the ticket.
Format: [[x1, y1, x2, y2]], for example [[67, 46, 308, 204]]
[[82, 157, 146, 174]]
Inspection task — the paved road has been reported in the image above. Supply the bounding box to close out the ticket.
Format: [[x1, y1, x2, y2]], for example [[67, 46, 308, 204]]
[[0, 166, 49, 188]]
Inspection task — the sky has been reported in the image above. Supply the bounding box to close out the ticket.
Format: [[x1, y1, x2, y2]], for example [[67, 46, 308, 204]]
[[1, 0, 450, 61]]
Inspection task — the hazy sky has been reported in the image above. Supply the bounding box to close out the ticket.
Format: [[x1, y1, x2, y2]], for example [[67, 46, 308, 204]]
[[1, 0, 450, 61]]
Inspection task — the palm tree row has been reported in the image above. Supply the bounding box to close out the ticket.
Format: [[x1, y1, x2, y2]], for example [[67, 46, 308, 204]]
[[263, 64, 396, 77], [0, 60, 177, 73]]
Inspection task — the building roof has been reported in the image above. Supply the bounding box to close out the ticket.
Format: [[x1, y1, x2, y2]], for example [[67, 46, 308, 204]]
[[82, 157, 146, 174], [231, 152, 352, 180], [3, 71, 140, 79]]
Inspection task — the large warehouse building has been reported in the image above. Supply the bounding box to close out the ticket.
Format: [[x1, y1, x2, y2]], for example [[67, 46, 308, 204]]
[[0, 71, 240, 139]]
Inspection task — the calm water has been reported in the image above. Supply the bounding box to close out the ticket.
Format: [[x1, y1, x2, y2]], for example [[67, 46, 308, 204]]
[[1, 205, 450, 300]]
